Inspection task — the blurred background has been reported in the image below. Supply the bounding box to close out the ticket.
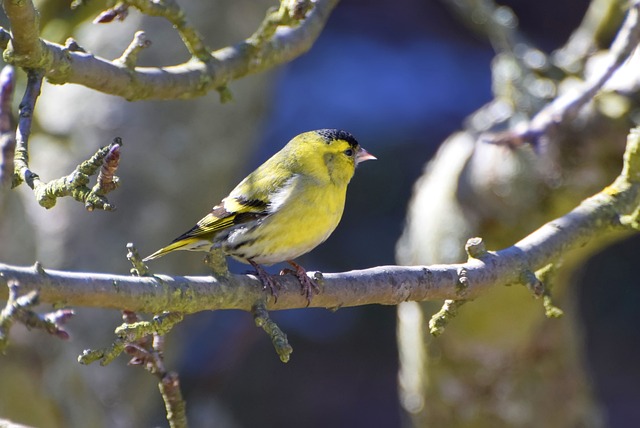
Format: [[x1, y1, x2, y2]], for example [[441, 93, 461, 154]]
[[2, 0, 640, 427]]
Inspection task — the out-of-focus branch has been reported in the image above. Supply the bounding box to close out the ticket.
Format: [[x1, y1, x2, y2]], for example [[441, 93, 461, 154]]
[[1, 0, 340, 100], [442, 0, 557, 121], [494, 0, 640, 146], [440, 0, 520, 54], [0, 278, 74, 352], [0, 65, 15, 188], [553, 0, 628, 71], [3, 126, 640, 313], [0, 28, 10, 49]]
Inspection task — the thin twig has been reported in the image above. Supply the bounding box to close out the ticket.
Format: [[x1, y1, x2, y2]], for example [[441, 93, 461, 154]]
[[78, 310, 188, 427], [0, 65, 16, 188], [118, 0, 212, 62], [12, 69, 43, 189], [1, 279, 74, 353], [248, 0, 314, 49], [79, 312, 183, 365], [122, 312, 187, 428], [0, 66, 14, 132], [428, 299, 468, 337], [14, 132, 123, 210], [115, 32, 151, 69], [159, 371, 188, 428], [253, 301, 293, 362], [93, 2, 129, 24], [126, 243, 150, 277]]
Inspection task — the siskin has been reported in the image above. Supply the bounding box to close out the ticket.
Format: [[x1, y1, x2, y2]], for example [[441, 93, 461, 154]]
[[144, 129, 375, 301]]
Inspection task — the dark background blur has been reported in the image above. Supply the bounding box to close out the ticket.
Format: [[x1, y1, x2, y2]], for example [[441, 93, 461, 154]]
[[3, 0, 639, 427]]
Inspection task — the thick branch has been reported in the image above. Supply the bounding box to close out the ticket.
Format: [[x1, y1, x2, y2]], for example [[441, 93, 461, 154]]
[[1, 0, 43, 65], [1, 0, 339, 100], [1, 122, 639, 313], [1, 115, 639, 312]]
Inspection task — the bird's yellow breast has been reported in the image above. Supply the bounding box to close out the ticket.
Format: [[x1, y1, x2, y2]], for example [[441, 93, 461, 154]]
[[224, 176, 347, 264]]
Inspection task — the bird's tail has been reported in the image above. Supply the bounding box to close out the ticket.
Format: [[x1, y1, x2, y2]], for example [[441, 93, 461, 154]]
[[143, 238, 202, 261]]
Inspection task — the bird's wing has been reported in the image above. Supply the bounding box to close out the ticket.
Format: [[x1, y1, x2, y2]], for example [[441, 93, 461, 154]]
[[171, 171, 299, 243], [143, 200, 266, 261], [169, 198, 269, 243]]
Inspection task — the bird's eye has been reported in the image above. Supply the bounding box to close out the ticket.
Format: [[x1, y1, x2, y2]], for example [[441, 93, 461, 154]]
[[344, 149, 354, 157]]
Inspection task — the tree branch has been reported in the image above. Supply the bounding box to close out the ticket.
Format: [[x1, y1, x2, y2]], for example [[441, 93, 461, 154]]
[[2, 127, 640, 313], [0, 278, 74, 352], [14, 134, 123, 210], [1, 0, 43, 66], [77, 310, 188, 427], [12, 69, 43, 189], [0, 65, 15, 188], [1, 0, 340, 100], [119, 0, 211, 62], [494, 0, 640, 146]]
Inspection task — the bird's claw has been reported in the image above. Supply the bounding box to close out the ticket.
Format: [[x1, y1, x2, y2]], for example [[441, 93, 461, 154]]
[[284, 261, 319, 306], [249, 260, 281, 302]]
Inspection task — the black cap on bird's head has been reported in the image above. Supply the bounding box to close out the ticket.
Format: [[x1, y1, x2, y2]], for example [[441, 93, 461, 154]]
[[314, 128, 376, 165], [315, 129, 360, 148]]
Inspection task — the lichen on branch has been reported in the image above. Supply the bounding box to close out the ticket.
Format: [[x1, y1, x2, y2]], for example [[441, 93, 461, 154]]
[[0, 278, 74, 353], [4, 23, 124, 211], [1, 0, 340, 100], [15, 135, 123, 211]]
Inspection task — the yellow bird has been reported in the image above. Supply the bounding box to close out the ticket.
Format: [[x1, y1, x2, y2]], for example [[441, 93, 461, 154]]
[[144, 129, 375, 301]]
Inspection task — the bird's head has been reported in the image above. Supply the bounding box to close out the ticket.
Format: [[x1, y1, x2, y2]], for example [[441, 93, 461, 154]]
[[286, 129, 376, 186]]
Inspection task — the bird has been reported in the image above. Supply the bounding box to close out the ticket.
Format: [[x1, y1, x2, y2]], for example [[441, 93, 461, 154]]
[[143, 129, 376, 302]]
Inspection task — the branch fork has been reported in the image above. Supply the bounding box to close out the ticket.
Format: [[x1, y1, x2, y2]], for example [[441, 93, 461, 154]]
[[0, 278, 74, 353]]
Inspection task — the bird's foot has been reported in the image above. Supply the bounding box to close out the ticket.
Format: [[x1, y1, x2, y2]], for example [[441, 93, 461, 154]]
[[249, 260, 280, 302], [281, 260, 319, 306]]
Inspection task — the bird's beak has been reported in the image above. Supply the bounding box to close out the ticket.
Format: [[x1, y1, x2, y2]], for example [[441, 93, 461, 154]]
[[356, 147, 376, 164]]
